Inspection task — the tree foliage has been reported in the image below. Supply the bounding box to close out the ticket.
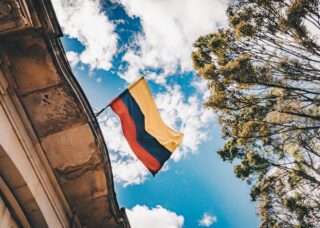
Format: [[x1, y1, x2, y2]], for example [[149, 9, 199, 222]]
[[192, 0, 320, 226]]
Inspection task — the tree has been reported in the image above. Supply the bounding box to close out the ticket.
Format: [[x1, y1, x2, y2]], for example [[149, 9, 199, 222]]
[[192, 0, 320, 226]]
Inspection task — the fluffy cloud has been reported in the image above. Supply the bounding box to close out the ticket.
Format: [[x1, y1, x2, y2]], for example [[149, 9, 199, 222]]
[[192, 78, 211, 101], [66, 51, 80, 68], [52, 0, 118, 70], [116, 0, 227, 83], [99, 84, 214, 186], [127, 205, 184, 228], [198, 213, 217, 227]]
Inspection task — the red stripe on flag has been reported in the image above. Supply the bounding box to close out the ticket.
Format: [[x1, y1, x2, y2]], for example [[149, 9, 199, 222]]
[[111, 98, 161, 174]]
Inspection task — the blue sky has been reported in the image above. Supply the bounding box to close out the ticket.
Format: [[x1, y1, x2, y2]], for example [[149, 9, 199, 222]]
[[52, 0, 259, 227]]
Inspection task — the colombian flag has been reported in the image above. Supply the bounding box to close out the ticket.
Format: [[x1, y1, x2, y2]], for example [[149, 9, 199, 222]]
[[110, 77, 183, 175]]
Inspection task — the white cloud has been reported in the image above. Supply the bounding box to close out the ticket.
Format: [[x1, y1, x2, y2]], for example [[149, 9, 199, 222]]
[[192, 78, 211, 101], [116, 0, 228, 83], [198, 213, 217, 227], [127, 205, 184, 228], [52, 0, 118, 70], [66, 51, 80, 68], [99, 84, 214, 186]]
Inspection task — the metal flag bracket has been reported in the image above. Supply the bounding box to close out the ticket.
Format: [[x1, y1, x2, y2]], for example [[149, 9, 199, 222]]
[[94, 77, 144, 118]]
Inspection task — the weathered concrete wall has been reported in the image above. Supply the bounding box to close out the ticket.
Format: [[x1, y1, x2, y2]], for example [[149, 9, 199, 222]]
[[0, 87, 68, 227], [0, 0, 130, 227], [0, 195, 19, 228]]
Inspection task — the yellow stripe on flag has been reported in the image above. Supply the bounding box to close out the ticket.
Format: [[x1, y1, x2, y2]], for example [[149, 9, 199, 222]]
[[128, 78, 183, 152]]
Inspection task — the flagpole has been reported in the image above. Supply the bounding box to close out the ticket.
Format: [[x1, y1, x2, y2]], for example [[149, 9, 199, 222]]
[[95, 77, 144, 117]]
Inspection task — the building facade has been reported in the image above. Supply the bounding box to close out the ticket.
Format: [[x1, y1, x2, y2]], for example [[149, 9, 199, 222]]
[[0, 0, 130, 227]]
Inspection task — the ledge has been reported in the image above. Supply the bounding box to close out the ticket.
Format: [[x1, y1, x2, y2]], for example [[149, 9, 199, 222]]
[[0, 0, 130, 227]]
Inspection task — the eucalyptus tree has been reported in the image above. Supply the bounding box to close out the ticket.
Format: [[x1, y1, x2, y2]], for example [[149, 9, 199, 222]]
[[192, 0, 320, 226]]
